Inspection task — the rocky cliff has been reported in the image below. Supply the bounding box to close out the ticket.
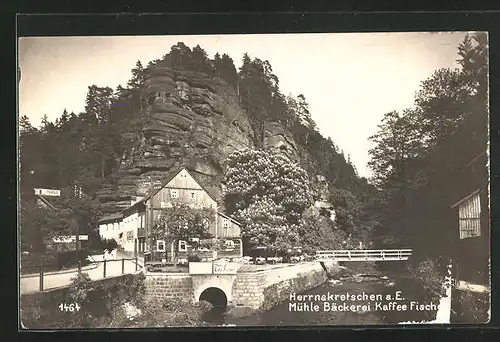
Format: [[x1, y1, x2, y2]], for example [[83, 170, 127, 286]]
[[97, 67, 328, 214]]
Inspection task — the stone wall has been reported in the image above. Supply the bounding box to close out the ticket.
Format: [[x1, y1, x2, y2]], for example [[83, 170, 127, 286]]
[[232, 261, 339, 311], [144, 272, 194, 301]]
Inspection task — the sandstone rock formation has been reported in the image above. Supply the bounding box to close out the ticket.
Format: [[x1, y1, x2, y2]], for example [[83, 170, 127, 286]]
[[97, 67, 329, 215], [264, 122, 301, 162]]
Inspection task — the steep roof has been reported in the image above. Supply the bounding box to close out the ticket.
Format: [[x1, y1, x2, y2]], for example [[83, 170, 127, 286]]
[[130, 166, 219, 208], [98, 212, 123, 223]]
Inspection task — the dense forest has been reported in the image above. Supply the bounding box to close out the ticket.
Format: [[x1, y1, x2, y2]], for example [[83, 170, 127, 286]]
[[19, 33, 488, 261], [367, 33, 488, 265]]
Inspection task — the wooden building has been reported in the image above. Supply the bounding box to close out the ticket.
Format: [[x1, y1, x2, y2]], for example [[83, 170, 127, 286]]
[[97, 167, 243, 260]]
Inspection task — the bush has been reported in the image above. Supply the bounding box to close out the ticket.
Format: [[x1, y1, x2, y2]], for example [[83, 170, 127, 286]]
[[408, 258, 446, 302], [187, 254, 202, 262], [57, 249, 90, 269], [62, 272, 146, 328], [135, 297, 209, 327], [383, 257, 446, 323], [452, 290, 490, 324]]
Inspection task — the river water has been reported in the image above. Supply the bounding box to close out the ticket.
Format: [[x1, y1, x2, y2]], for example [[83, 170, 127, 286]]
[[203, 263, 437, 326]]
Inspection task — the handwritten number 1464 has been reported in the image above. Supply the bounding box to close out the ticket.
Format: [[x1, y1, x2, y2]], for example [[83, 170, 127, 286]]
[[59, 303, 81, 312]]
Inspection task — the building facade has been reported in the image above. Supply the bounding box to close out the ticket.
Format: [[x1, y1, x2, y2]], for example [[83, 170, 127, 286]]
[[97, 167, 243, 260]]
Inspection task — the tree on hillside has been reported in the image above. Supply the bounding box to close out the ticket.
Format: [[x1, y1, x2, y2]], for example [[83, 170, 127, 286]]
[[368, 110, 425, 190], [414, 68, 474, 146], [298, 208, 346, 252], [162, 42, 193, 70], [219, 54, 238, 90], [457, 32, 488, 106], [81, 86, 120, 182], [330, 188, 361, 234], [190, 45, 213, 74], [296, 94, 317, 131]]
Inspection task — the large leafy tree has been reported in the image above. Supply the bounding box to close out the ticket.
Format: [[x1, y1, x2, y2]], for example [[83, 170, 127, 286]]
[[223, 149, 313, 252], [368, 110, 426, 190], [151, 202, 216, 254], [413, 68, 474, 145]]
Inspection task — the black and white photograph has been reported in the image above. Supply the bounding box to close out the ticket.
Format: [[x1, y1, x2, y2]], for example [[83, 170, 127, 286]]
[[17, 31, 490, 328]]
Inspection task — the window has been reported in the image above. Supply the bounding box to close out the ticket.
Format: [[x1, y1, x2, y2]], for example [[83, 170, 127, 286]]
[[171, 190, 178, 199], [189, 237, 200, 243], [127, 231, 134, 241], [190, 192, 195, 199], [156, 240, 166, 252], [178, 240, 187, 252], [459, 192, 481, 239], [225, 240, 234, 248], [222, 218, 229, 229]]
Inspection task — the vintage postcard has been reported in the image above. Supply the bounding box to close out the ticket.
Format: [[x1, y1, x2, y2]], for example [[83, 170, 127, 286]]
[[18, 31, 490, 328]]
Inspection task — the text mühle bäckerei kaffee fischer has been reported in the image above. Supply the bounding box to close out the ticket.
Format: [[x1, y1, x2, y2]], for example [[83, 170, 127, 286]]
[[288, 291, 438, 312]]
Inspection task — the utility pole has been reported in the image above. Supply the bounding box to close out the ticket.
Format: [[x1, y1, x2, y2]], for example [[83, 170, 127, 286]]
[[73, 184, 82, 274]]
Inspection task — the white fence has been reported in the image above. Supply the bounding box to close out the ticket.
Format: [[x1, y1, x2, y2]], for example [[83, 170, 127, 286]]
[[316, 249, 412, 261]]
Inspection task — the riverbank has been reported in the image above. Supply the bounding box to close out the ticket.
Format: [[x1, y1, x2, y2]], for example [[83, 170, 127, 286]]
[[206, 260, 448, 326]]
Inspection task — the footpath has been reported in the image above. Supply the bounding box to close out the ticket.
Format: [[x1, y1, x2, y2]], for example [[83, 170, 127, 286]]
[[20, 253, 143, 294]]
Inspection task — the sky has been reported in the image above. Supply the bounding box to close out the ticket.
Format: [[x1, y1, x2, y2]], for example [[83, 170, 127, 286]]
[[18, 32, 470, 178]]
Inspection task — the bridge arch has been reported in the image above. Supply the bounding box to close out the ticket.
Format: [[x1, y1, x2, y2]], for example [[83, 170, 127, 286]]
[[192, 275, 236, 307], [199, 287, 228, 310]]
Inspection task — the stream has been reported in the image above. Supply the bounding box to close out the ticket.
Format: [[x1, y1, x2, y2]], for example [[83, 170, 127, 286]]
[[202, 262, 438, 326]]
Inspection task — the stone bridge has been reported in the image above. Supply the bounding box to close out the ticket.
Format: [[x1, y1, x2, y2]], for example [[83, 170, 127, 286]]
[[144, 261, 338, 310]]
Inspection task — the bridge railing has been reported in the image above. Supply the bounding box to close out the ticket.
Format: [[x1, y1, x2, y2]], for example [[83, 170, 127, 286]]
[[315, 249, 412, 260]]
